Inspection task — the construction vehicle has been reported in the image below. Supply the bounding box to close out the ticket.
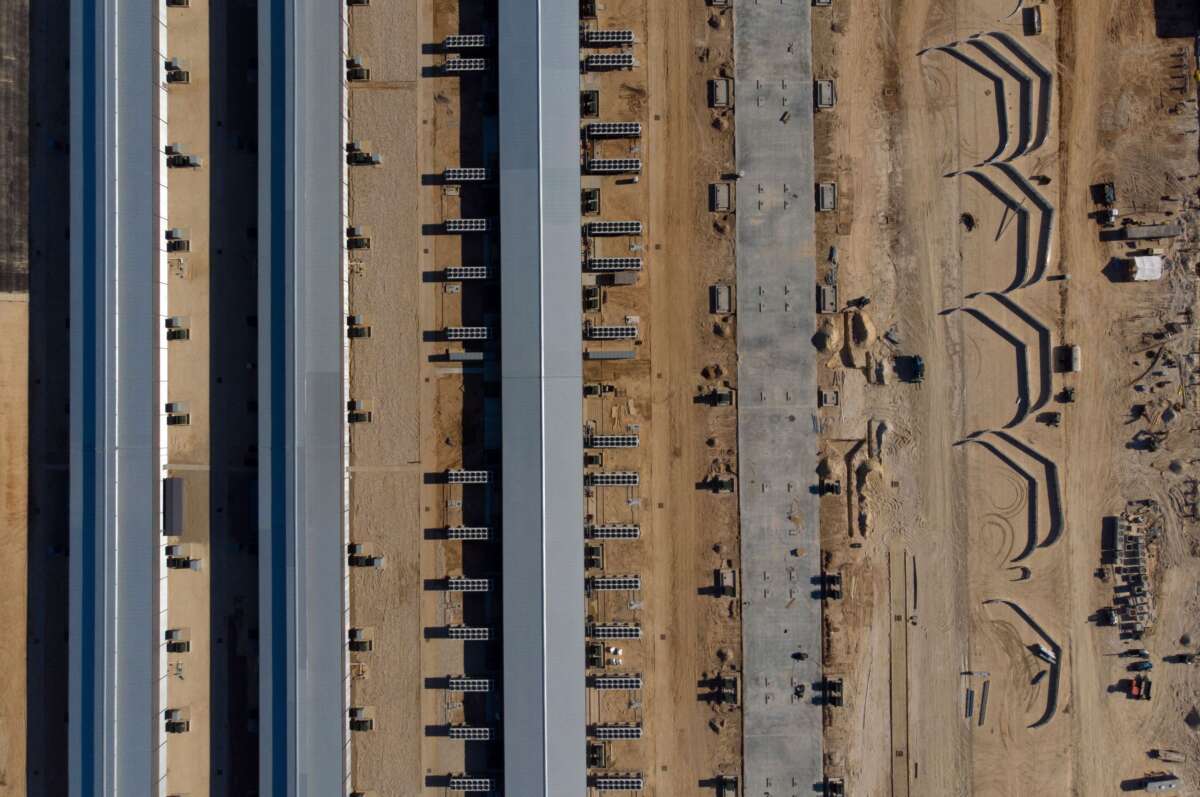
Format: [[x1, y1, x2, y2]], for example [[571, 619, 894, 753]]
[[1031, 643, 1056, 664], [1142, 772, 1180, 792], [1153, 749, 1185, 764], [1128, 675, 1152, 700], [1037, 411, 1062, 427], [1120, 648, 1150, 658]]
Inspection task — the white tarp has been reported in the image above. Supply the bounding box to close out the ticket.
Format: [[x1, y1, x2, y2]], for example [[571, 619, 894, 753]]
[[1129, 255, 1164, 281]]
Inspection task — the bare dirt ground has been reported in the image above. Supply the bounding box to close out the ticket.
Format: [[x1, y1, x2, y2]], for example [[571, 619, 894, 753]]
[[0, 2, 28, 793], [346, 0, 432, 790], [0, 295, 26, 795], [164, 1, 214, 791], [581, 0, 741, 791], [818, 0, 1200, 794]]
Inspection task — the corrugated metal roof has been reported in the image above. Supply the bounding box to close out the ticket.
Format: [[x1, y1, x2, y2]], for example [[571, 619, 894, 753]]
[[499, 1, 587, 793]]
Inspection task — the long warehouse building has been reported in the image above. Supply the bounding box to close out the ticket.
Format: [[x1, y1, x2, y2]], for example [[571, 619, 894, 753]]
[[257, 1, 348, 795], [69, 2, 168, 794], [499, 2, 588, 795]]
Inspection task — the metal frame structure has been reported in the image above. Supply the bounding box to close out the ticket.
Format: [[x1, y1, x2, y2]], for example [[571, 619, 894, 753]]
[[499, 1, 587, 794], [258, 1, 348, 795], [69, 2, 168, 794]]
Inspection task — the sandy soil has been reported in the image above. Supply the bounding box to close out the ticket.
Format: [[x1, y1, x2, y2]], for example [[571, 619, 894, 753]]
[[579, 0, 742, 791], [819, 0, 1200, 794], [0, 296, 27, 795], [164, 1, 214, 792]]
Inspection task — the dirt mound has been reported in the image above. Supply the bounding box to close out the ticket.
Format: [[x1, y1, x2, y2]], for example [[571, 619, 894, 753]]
[[815, 318, 842, 353]]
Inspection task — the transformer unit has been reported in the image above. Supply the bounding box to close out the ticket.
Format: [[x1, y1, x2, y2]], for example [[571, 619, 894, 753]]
[[348, 627, 374, 652], [444, 57, 488, 73], [349, 706, 375, 732], [586, 471, 639, 487], [446, 526, 491, 541], [443, 167, 489, 182], [445, 577, 490, 593], [347, 141, 381, 166], [347, 226, 371, 249], [586, 257, 643, 272], [587, 434, 639, 448], [586, 158, 641, 174], [591, 674, 643, 690], [594, 774, 646, 791], [165, 228, 190, 253], [346, 56, 370, 81], [584, 324, 639, 341], [583, 29, 635, 46], [447, 775, 496, 793], [166, 152, 202, 169], [586, 524, 641, 540], [445, 326, 490, 341], [447, 469, 489, 484], [445, 218, 489, 233], [164, 58, 190, 84], [164, 628, 190, 654], [585, 53, 636, 71], [589, 623, 642, 639], [446, 625, 491, 641], [164, 708, 190, 734], [443, 34, 488, 49], [587, 221, 642, 236], [591, 724, 642, 740], [586, 122, 642, 138], [588, 575, 641, 591], [448, 725, 492, 741], [446, 677, 493, 693]]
